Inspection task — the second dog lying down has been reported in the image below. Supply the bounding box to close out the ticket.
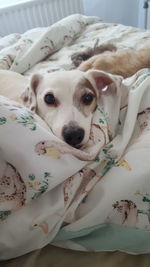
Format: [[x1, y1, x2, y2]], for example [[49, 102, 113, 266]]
[[78, 46, 150, 78]]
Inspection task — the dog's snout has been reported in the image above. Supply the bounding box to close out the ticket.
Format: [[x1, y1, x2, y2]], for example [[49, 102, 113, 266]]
[[62, 126, 85, 148]]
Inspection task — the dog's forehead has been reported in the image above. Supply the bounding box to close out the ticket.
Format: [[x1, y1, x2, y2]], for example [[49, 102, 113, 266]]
[[42, 70, 85, 90]]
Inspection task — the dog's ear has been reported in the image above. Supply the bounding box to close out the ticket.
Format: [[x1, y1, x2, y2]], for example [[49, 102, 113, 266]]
[[85, 70, 122, 96], [21, 74, 43, 112]]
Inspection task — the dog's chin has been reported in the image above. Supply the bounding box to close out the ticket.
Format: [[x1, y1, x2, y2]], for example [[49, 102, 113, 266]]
[[73, 144, 82, 149], [73, 140, 89, 150], [73, 138, 91, 150]]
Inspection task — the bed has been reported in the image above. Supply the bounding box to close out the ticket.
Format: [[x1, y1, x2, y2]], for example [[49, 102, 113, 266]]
[[1, 14, 150, 266]]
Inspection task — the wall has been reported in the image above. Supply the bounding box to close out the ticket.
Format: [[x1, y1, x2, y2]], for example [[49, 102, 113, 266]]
[[0, 0, 23, 7], [138, 0, 150, 28], [83, 0, 140, 27]]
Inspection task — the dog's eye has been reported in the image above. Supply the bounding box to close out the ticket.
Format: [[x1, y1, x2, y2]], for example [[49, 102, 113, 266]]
[[44, 93, 56, 105], [82, 93, 94, 105]]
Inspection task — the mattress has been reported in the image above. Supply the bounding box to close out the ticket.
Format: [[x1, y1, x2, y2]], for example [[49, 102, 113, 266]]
[[3, 245, 150, 267]]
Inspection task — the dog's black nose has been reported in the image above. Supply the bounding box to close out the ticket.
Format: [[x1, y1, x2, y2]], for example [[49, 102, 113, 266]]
[[62, 126, 85, 148]]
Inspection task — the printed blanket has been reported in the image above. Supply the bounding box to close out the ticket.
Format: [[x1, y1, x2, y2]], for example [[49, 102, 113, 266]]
[[1, 14, 150, 259]]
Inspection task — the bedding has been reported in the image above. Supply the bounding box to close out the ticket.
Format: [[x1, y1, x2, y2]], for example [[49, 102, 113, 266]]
[[1, 14, 150, 261]]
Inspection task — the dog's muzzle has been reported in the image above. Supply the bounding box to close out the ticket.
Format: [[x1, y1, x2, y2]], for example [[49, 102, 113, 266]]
[[62, 125, 85, 148]]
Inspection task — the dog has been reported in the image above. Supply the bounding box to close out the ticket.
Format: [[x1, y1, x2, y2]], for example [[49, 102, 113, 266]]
[[78, 46, 150, 78], [0, 69, 125, 149], [71, 42, 117, 68]]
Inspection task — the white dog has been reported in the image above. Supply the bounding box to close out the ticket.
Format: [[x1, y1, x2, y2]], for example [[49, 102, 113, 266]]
[[0, 69, 123, 148]]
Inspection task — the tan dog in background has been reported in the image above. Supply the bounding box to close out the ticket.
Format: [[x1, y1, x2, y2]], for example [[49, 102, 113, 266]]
[[78, 46, 150, 78]]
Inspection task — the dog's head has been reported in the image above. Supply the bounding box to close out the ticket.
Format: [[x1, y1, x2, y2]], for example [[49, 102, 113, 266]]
[[21, 70, 120, 148]]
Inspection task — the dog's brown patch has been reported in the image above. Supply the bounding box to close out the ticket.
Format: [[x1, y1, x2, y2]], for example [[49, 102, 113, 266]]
[[73, 78, 97, 117]]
